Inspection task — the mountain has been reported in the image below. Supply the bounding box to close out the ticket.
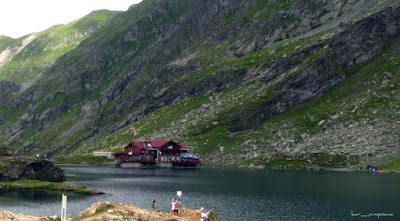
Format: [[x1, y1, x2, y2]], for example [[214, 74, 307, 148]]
[[0, 10, 119, 90], [0, 0, 399, 166]]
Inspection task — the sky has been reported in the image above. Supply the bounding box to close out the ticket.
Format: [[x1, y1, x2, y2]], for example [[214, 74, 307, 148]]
[[0, 0, 143, 38]]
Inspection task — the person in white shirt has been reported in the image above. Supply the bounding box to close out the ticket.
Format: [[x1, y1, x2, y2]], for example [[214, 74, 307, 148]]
[[200, 207, 212, 221], [173, 198, 180, 216], [171, 199, 176, 215]]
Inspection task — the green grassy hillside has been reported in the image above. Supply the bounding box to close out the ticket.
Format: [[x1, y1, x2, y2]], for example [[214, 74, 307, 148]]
[[0, 10, 118, 87]]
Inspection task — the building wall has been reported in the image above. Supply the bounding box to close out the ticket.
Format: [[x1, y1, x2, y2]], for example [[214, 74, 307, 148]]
[[125, 146, 141, 156], [121, 141, 188, 162], [159, 142, 182, 155], [93, 152, 114, 159]]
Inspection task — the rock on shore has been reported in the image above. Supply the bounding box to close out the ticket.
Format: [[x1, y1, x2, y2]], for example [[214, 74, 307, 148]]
[[0, 201, 215, 221], [0, 157, 65, 182], [0, 211, 53, 221], [77, 201, 204, 221]]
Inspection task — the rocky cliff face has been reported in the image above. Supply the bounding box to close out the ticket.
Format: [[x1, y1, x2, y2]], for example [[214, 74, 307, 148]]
[[0, 0, 399, 165]]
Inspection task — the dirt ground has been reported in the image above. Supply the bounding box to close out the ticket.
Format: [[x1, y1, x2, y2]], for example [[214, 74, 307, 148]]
[[0, 201, 205, 221], [77, 201, 202, 221]]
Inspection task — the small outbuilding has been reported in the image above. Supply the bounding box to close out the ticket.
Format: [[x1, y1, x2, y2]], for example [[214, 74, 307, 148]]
[[93, 151, 115, 159]]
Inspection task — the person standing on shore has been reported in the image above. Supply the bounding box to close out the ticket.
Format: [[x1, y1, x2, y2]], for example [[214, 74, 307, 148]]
[[152, 200, 156, 210], [174, 198, 180, 216], [200, 207, 212, 221], [171, 199, 176, 215]]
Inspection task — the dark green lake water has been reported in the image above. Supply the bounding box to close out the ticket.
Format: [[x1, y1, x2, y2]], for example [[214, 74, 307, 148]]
[[0, 166, 399, 220]]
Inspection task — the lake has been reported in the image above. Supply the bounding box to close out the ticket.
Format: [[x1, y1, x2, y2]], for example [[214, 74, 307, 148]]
[[0, 166, 399, 220]]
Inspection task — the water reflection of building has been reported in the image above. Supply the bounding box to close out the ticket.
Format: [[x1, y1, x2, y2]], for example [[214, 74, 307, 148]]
[[114, 139, 200, 168]]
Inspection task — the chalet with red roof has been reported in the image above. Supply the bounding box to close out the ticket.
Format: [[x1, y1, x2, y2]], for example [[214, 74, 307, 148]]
[[114, 139, 200, 168]]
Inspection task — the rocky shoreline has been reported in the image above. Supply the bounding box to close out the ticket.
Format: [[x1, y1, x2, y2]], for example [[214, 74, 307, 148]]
[[0, 201, 217, 221]]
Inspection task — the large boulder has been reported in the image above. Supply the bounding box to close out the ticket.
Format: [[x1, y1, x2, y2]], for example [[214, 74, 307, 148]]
[[0, 157, 65, 182], [21, 160, 65, 182], [0, 211, 46, 221]]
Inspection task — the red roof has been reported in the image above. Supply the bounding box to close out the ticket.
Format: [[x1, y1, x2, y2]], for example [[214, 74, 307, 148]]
[[176, 142, 188, 150], [126, 141, 145, 148], [144, 139, 172, 148], [127, 139, 188, 150], [129, 141, 145, 148]]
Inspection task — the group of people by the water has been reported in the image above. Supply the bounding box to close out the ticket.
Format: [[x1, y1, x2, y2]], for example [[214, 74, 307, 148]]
[[171, 198, 180, 215], [151, 197, 212, 220]]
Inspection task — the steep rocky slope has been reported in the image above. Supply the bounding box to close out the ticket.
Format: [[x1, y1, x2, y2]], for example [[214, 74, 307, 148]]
[[0, 0, 399, 166]]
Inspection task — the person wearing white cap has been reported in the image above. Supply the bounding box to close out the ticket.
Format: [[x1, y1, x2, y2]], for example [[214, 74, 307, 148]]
[[200, 207, 212, 221]]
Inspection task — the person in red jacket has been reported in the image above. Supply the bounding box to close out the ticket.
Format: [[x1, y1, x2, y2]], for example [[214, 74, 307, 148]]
[[173, 198, 180, 216]]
